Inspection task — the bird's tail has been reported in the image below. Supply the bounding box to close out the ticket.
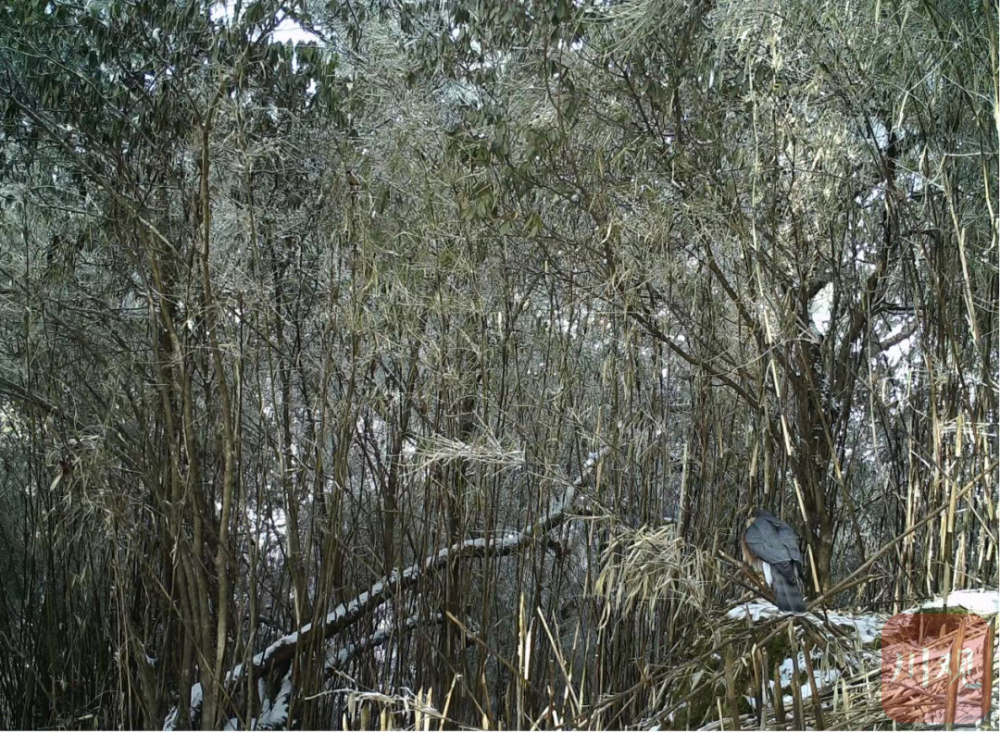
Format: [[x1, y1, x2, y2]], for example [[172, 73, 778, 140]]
[[772, 571, 806, 613]]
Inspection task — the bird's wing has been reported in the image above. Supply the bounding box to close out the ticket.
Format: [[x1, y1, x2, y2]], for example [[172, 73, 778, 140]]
[[744, 519, 796, 566], [774, 521, 804, 565], [744, 522, 777, 564]]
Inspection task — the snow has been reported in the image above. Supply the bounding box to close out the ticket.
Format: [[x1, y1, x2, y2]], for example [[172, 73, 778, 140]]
[[211, 1, 320, 45], [190, 683, 203, 714], [825, 611, 884, 644], [325, 613, 442, 673], [257, 671, 293, 730], [728, 588, 999, 706], [727, 600, 786, 622], [225, 663, 244, 684], [915, 589, 999, 616], [210, 1, 234, 22], [776, 655, 841, 704], [272, 16, 320, 45], [869, 118, 890, 149], [164, 682, 203, 730], [256, 523, 551, 664], [727, 601, 886, 643], [809, 282, 833, 335], [884, 330, 915, 369]]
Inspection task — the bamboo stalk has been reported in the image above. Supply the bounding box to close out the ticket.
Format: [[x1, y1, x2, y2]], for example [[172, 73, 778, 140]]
[[772, 661, 786, 730], [944, 616, 967, 729], [724, 646, 741, 731], [801, 637, 825, 730], [788, 626, 804, 731], [982, 618, 995, 724]]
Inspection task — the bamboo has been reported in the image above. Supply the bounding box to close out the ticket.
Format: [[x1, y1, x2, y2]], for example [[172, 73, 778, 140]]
[[801, 637, 825, 730], [772, 661, 786, 730], [788, 626, 804, 731], [724, 646, 741, 731]]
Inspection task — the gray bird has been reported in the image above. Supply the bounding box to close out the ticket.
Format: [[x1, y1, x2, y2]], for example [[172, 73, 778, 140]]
[[742, 509, 807, 612]]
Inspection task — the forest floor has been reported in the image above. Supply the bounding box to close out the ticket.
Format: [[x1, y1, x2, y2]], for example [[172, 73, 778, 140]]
[[707, 590, 1000, 731]]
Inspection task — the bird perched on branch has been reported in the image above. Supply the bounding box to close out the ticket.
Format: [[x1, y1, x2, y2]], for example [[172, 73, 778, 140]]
[[742, 509, 807, 612]]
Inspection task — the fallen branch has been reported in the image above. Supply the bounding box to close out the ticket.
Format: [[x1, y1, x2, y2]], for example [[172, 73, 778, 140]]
[[228, 446, 608, 685], [324, 613, 446, 674], [166, 448, 611, 729], [240, 500, 569, 681]]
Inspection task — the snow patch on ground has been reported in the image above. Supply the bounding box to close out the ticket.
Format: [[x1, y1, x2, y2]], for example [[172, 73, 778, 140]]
[[916, 589, 999, 616], [728, 589, 998, 719], [728, 600, 887, 643], [727, 600, 782, 622], [776, 654, 841, 703], [824, 611, 885, 644], [744, 654, 842, 709], [728, 592, 1000, 643]]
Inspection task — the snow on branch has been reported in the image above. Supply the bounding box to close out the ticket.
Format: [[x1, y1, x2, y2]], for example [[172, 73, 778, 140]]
[[235, 445, 607, 683], [324, 612, 445, 673], [168, 446, 607, 729]]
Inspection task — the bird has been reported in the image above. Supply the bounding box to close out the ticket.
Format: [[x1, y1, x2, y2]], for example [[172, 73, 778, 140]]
[[742, 509, 807, 612]]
